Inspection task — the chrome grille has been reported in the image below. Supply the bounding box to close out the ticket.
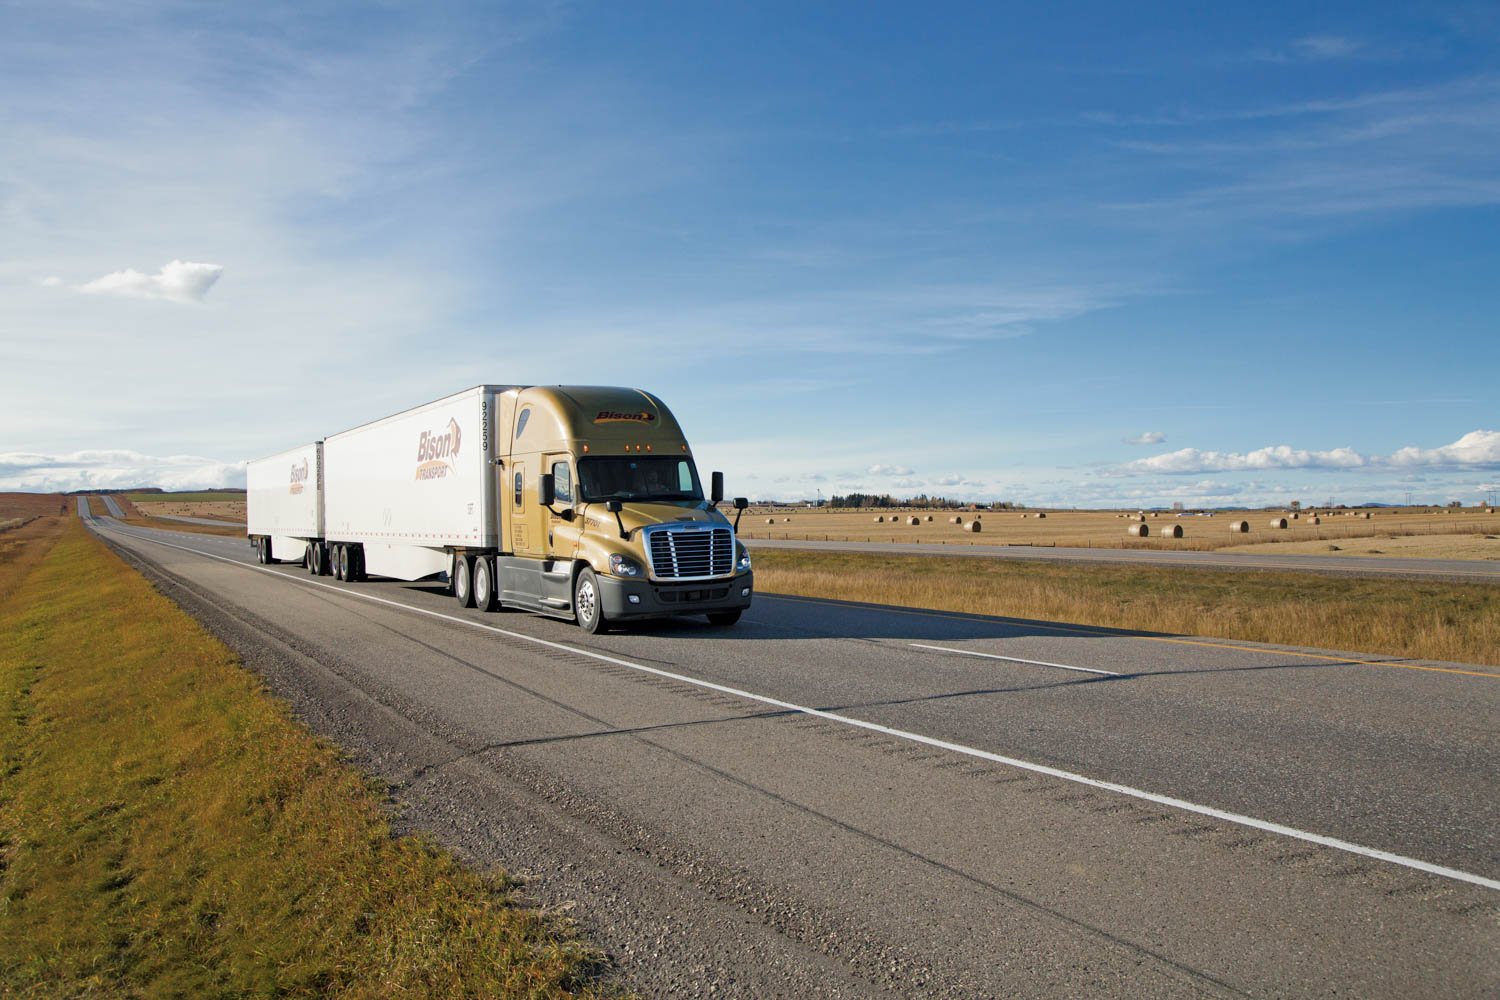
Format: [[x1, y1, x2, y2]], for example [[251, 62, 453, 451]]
[[646, 525, 734, 580]]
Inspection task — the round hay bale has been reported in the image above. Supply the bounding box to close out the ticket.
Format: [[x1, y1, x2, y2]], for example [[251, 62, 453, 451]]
[[1151, 512, 1160, 518], [925, 515, 934, 522], [1362, 511, 1372, 519], [1290, 512, 1299, 519], [1035, 512, 1046, 519], [950, 515, 962, 524], [907, 516, 921, 526], [1161, 523, 1184, 538], [766, 517, 776, 524], [1134, 514, 1146, 522], [975, 514, 982, 520], [965, 520, 982, 532], [1128, 523, 1149, 537], [1308, 515, 1321, 525], [1230, 520, 1250, 533], [874, 515, 885, 523], [1487, 508, 1495, 515], [1269, 517, 1289, 529], [784, 517, 791, 523]]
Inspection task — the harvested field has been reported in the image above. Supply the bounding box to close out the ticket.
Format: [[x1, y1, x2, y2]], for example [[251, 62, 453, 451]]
[[734, 506, 1498, 559]]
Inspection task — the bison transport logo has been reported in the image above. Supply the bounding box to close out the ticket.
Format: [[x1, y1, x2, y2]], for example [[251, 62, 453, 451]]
[[289, 458, 310, 495], [594, 409, 656, 424], [415, 418, 462, 480]]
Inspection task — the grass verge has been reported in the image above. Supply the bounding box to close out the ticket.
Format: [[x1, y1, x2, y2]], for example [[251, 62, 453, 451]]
[[753, 549, 1500, 667], [1, 518, 614, 996]]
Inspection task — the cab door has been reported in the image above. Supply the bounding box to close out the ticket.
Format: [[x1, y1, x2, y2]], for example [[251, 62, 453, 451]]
[[546, 455, 582, 560]]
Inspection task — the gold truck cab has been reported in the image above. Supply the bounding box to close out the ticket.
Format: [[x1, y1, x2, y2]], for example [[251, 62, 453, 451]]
[[490, 386, 752, 632]]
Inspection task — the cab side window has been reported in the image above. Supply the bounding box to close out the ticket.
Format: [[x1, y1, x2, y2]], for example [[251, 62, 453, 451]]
[[551, 461, 572, 505]]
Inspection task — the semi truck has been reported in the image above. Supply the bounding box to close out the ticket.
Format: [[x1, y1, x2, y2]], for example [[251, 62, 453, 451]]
[[246, 385, 752, 632]]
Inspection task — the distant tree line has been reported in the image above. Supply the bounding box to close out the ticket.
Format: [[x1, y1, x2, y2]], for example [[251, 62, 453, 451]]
[[829, 493, 1026, 510]]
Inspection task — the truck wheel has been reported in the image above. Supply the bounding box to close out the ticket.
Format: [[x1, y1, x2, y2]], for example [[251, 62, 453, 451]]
[[310, 543, 325, 576], [334, 545, 347, 581], [255, 538, 267, 564], [305, 543, 316, 573], [574, 568, 607, 634], [350, 546, 364, 582], [707, 611, 742, 627], [454, 556, 475, 608], [473, 557, 497, 612]]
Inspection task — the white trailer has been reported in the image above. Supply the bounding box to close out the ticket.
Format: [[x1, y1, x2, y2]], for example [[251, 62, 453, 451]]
[[323, 385, 515, 583], [245, 442, 323, 565]]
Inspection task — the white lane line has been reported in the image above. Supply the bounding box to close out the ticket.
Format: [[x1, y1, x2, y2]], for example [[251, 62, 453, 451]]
[[91, 520, 1500, 894], [909, 642, 1121, 677]]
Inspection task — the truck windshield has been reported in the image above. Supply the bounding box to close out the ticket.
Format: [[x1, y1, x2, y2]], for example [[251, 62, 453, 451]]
[[578, 456, 703, 502]]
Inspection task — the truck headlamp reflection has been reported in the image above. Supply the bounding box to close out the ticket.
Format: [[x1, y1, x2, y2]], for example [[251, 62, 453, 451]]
[[608, 553, 645, 577]]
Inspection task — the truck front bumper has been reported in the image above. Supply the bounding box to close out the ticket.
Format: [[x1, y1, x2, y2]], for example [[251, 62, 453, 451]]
[[598, 571, 754, 621]]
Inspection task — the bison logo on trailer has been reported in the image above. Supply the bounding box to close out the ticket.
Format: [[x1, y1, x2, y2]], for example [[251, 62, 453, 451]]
[[594, 410, 656, 424], [415, 418, 462, 480], [289, 458, 310, 495]]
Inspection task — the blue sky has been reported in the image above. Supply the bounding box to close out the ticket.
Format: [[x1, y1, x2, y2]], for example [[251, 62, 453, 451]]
[[3, 1, 1497, 506]]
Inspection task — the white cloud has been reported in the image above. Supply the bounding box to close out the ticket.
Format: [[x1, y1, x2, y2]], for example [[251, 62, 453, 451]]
[[78, 260, 224, 303], [1110, 430, 1500, 477], [0, 449, 244, 492], [1387, 430, 1500, 468], [1118, 444, 1367, 475], [868, 464, 914, 476], [1124, 431, 1166, 446], [1291, 35, 1364, 60], [933, 473, 973, 487], [39, 276, 63, 287]]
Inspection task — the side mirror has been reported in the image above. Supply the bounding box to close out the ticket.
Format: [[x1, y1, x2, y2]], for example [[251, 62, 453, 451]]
[[711, 470, 724, 505], [606, 499, 622, 513], [538, 473, 555, 507], [733, 497, 748, 510]]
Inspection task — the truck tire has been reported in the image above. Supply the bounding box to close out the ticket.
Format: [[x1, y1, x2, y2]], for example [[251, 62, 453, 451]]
[[574, 567, 607, 634], [707, 611, 742, 627], [349, 545, 364, 582], [334, 544, 347, 581], [305, 542, 316, 573], [454, 555, 475, 608], [255, 538, 267, 564], [309, 543, 325, 576], [473, 557, 497, 612]]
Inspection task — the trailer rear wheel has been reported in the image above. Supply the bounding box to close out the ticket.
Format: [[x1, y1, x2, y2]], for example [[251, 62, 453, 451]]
[[574, 568, 606, 634], [349, 545, 364, 582], [473, 557, 497, 612], [454, 555, 475, 608], [334, 544, 347, 581], [254, 538, 267, 564]]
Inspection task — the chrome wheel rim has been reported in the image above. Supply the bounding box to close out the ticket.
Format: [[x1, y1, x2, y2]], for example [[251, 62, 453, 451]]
[[576, 578, 596, 624]]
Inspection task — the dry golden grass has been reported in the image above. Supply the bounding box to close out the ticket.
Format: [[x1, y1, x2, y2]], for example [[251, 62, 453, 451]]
[[753, 549, 1500, 667], [735, 505, 1499, 558], [109, 494, 246, 537], [0, 519, 617, 997]]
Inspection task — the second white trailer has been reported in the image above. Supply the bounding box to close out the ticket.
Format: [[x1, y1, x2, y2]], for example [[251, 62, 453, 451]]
[[245, 441, 323, 565]]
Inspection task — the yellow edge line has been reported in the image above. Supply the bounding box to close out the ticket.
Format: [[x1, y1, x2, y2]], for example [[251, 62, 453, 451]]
[[759, 594, 1500, 680]]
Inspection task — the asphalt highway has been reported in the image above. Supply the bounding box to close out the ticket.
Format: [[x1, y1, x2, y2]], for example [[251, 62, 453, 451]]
[[749, 537, 1500, 583], [81, 508, 1499, 998]]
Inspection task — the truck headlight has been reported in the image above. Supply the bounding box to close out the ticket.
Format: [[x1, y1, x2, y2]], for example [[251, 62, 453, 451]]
[[736, 543, 752, 572], [608, 553, 644, 577]]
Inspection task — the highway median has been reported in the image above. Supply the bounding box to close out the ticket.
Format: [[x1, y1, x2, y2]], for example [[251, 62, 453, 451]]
[[0, 516, 616, 997], [754, 549, 1500, 667]]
